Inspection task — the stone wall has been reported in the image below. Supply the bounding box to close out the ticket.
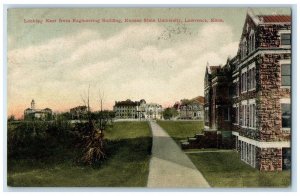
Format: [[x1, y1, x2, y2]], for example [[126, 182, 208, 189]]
[[257, 148, 283, 171], [257, 24, 291, 48], [257, 53, 291, 142]]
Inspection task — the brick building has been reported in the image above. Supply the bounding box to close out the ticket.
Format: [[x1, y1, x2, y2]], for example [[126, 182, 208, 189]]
[[204, 11, 291, 171]]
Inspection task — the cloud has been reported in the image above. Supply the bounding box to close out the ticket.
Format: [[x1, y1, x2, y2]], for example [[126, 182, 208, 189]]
[[8, 23, 238, 118]]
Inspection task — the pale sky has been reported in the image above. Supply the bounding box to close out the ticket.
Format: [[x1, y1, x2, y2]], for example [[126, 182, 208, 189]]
[[7, 7, 291, 118]]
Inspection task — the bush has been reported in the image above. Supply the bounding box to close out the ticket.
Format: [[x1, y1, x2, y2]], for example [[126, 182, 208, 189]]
[[7, 120, 77, 160]]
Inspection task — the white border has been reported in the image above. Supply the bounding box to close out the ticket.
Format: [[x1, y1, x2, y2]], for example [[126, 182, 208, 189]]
[[1, 1, 299, 194]]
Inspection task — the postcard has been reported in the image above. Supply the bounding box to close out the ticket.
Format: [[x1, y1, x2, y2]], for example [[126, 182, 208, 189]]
[[6, 7, 292, 189]]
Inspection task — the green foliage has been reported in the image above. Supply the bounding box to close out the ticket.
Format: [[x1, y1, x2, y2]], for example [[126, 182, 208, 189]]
[[180, 99, 192, 105], [55, 110, 115, 121], [8, 115, 15, 122], [162, 107, 179, 120], [7, 120, 77, 159], [92, 110, 115, 120], [56, 112, 72, 120], [24, 113, 53, 121], [8, 122, 152, 187]]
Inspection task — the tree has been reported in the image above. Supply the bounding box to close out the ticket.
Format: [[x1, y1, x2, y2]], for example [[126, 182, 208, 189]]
[[163, 107, 179, 120], [180, 99, 191, 105], [59, 112, 72, 120], [79, 85, 106, 165], [8, 115, 15, 122]]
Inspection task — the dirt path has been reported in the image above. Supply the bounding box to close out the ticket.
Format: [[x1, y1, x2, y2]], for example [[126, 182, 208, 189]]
[[147, 121, 210, 188]]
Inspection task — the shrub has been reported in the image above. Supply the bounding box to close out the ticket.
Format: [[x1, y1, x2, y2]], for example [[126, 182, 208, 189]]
[[7, 120, 77, 160]]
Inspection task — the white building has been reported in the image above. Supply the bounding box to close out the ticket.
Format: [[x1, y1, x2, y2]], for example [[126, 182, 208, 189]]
[[139, 100, 162, 120], [113, 99, 162, 120], [24, 99, 52, 120]]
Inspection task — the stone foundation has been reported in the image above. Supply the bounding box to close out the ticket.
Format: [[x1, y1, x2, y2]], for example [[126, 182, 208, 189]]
[[257, 148, 283, 171]]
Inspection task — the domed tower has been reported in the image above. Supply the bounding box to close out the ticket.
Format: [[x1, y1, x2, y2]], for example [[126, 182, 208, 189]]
[[31, 99, 35, 110]]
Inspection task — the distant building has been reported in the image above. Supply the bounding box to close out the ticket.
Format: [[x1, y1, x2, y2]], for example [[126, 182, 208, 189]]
[[140, 101, 163, 119], [113, 99, 140, 119], [24, 99, 52, 120], [70, 106, 88, 120], [113, 99, 162, 119], [175, 96, 204, 120]]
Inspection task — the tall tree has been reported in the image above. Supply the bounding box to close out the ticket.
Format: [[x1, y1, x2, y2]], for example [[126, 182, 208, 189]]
[[80, 85, 106, 165]]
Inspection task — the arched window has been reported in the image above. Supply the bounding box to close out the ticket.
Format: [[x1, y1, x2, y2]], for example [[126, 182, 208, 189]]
[[252, 31, 255, 51], [241, 38, 247, 59], [249, 30, 255, 52]]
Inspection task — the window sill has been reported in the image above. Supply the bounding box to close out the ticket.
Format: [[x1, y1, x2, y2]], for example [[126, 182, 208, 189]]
[[280, 86, 291, 89], [280, 45, 291, 49], [240, 126, 256, 130], [248, 88, 256, 92]]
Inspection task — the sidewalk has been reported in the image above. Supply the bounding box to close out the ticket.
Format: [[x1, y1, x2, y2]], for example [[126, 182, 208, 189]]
[[147, 121, 210, 188]]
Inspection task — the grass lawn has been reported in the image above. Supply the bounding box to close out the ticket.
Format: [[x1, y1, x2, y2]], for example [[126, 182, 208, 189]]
[[158, 120, 290, 188], [7, 121, 152, 187], [188, 151, 291, 188], [157, 120, 203, 144]]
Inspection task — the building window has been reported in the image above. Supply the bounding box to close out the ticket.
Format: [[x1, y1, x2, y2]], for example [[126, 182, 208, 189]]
[[281, 104, 291, 128], [252, 33, 255, 51], [229, 85, 234, 97], [244, 72, 247, 92], [224, 107, 230, 121], [249, 36, 252, 53], [248, 67, 256, 90], [245, 105, 247, 127], [281, 33, 291, 45], [253, 68, 256, 88], [241, 104, 247, 127], [241, 38, 247, 59], [236, 81, 239, 96], [205, 90, 209, 102], [233, 106, 239, 124], [248, 69, 252, 89], [241, 72, 247, 93], [249, 103, 256, 128], [240, 106, 243, 126], [241, 73, 243, 92], [249, 30, 255, 53], [281, 64, 291, 86], [205, 107, 209, 122]]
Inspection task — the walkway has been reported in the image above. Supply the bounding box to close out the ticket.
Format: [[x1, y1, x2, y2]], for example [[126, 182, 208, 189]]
[[147, 121, 210, 188]]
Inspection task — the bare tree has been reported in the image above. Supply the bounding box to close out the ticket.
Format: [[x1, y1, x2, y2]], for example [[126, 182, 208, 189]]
[[79, 85, 106, 165]]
